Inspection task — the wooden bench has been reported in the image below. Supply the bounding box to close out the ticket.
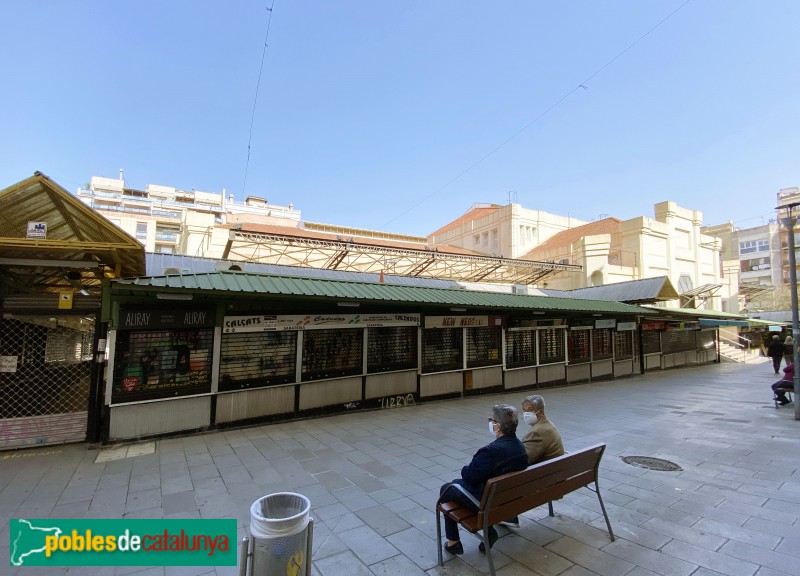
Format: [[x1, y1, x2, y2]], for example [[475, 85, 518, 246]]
[[436, 443, 614, 576], [774, 385, 794, 409]]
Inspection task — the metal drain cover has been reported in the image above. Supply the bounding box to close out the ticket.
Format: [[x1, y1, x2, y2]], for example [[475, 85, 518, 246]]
[[621, 456, 682, 471]]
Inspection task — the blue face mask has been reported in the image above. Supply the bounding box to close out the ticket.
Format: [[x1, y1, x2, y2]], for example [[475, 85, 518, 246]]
[[489, 420, 496, 435]]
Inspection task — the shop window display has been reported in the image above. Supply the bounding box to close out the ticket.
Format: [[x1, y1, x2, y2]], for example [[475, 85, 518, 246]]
[[219, 331, 297, 391], [613, 330, 634, 360], [367, 326, 417, 373], [592, 329, 613, 360], [112, 328, 213, 403], [538, 328, 566, 364], [466, 326, 502, 368], [422, 327, 463, 373], [302, 328, 363, 381], [505, 330, 536, 368], [568, 330, 591, 364]]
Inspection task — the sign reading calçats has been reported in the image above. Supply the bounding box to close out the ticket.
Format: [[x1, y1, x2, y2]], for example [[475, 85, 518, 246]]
[[223, 313, 420, 334]]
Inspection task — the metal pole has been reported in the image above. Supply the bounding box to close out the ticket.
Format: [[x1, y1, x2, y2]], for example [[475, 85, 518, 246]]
[[780, 209, 800, 420]]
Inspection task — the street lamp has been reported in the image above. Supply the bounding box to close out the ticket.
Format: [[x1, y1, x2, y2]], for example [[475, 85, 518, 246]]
[[776, 201, 800, 420]]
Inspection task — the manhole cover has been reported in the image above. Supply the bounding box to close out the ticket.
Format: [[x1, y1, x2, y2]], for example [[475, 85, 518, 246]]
[[621, 456, 682, 471]]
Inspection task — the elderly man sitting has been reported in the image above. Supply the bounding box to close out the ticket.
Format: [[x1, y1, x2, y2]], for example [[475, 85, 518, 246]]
[[502, 394, 565, 528], [438, 404, 528, 555]]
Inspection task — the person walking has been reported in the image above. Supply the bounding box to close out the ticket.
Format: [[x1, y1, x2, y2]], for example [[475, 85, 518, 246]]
[[767, 335, 785, 374], [784, 335, 794, 366]]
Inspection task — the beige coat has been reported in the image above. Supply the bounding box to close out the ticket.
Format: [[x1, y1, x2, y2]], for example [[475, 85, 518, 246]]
[[522, 414, 564, 465]]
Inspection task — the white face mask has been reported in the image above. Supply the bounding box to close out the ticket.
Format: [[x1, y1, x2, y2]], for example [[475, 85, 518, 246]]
[[523, 411, 538, 426], [489, 420, 496, 435]]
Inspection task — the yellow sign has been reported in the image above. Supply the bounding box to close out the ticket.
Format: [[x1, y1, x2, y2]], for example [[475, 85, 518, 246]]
[[59, 290, 74, 310]]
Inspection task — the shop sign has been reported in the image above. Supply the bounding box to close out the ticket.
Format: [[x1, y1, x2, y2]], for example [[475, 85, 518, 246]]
[[666, 321, 699, 331], [594, 319, 616, 329], [424, 315, 503, 329], [223, 313, 420, 333], [0, 355, 18, 373], [641, 321, 666, 331], [617, 321, 636, 331], [119, 309, 215, 330], [26, 221, 47, 239]]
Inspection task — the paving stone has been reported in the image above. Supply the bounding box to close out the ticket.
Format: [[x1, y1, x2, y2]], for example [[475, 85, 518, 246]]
[[718, 540, 800, 575], [660, 539, 759, 576], [546, 535, 636, 576], [693, 517, 782, 550], [603, 538, 696, 576], [640, 517, 726, 551]]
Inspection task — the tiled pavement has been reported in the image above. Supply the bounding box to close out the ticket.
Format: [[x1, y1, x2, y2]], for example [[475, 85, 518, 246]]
[[2, 360, 799, 576]]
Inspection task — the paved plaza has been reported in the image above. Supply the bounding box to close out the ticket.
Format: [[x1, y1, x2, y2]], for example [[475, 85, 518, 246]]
[[2, 360, 799, 576]]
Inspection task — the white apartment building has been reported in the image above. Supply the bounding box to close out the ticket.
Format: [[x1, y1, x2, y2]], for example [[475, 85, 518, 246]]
[[701, 186, 800, 312], [76, 174, 301, 258]]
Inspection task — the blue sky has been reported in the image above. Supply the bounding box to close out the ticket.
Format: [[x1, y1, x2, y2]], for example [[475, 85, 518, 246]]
[[3, 1, 799, 237]]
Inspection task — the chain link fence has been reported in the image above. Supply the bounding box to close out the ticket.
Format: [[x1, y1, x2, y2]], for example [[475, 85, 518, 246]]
[[0, 315, 94, 419]]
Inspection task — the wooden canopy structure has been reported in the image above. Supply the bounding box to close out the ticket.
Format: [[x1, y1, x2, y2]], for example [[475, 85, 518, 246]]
[[0, 172, 146, 299]]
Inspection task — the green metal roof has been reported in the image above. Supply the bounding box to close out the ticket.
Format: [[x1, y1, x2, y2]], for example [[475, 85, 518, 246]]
[[112, 271, 655, 315], [641, 306, 747, 320], [747, 318, 788, 327]]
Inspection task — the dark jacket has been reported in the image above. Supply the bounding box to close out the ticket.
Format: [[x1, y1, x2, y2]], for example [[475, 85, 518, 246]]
[[460, 434, 528, 500], [767, 340, 784, 359]]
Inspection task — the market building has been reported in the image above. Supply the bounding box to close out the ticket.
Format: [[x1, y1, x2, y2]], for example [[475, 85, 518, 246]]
[[1, 173, 758, 449]]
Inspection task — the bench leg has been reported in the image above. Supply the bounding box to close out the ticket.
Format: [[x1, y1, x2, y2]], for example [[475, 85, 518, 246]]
[[435, 509, 443, 567], [483, 527, 497, 576], [594, 480, 615, 542], [548, 500, 554, 517]]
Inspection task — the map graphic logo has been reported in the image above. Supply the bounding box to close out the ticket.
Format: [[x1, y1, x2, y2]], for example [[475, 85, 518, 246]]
[[9, 518, 237, 566], [10, 519, 62, 566]]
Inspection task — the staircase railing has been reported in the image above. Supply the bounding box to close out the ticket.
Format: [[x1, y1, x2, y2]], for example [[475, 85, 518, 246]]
[[719, 335, 755, 363]]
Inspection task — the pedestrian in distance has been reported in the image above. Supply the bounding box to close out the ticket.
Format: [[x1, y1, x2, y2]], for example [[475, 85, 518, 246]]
[[784, 335, 794, 366], [767, 335, 784, 374]]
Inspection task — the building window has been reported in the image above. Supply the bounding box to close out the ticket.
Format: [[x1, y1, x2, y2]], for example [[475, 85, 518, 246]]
[[758, 239, 770, 252], [678, 275, 693, 293], [739, 241, 758, 255], [136, 222, 147, 241], [491, 229, 498, 250], [474, 234, 480, 246], [482, 232, 489, 247]]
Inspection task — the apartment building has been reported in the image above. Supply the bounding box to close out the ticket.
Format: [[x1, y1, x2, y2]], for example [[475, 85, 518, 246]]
[[76, 174, 301, 258]]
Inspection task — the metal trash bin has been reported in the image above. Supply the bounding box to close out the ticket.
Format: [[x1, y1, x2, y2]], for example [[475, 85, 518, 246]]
[[239, 492, 313, 576]]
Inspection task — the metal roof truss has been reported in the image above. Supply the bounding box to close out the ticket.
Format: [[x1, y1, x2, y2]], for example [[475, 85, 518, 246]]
[[222, 231, 581, 284]]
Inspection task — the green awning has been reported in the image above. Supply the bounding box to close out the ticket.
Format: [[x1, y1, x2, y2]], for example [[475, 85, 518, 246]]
[[698, 318, 749, 327]]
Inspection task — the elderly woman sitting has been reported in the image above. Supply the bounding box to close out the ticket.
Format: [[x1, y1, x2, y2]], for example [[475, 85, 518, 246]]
[[438, 404, 528, 555]]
